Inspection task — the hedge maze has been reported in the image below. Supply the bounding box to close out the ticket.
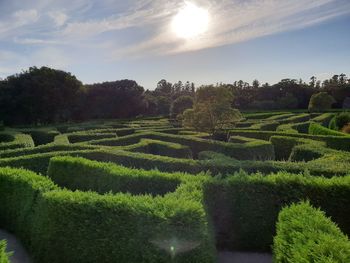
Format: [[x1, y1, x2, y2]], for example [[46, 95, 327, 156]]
[[0, 113, 350, 262]]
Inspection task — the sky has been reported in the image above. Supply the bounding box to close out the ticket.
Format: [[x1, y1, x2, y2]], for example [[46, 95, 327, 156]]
[[0, 0, 350, 90]]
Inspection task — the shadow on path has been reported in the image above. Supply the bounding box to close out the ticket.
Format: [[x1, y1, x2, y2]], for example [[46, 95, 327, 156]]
[[219, 251, 272, 263], [0, 229, 31, 263]]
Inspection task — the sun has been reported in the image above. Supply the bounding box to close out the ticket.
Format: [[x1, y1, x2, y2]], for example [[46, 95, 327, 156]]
[[172, 2, 209, 39]]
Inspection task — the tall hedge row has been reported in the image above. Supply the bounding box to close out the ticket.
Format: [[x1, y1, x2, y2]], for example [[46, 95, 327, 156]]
[[0, 240, 10, 263], [204, 171, 350, 251], [273, 202, 350, 263], [0, 165, 215, 263]]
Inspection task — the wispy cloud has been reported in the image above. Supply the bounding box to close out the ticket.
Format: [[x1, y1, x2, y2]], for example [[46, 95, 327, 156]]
[[0, 0, 349, 77]]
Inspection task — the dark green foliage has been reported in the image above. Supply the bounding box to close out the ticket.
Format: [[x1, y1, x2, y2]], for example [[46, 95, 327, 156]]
[[89, 131, 275, 160], [48, 156, 182, 196], [170, 96, 194, 117], [0, 240, 11, 263], [329, 112, 350, 130], [308, 92, 336, 112], [273, 202, 350, 263], [309, 122, 347, 136], [0, 67, 83, 125], [0, 167, 57, 245], [204, 171, 350, 251], [0, 132, 34, 151], [0, 165, 215, 263], [21, 129, 60, 146]]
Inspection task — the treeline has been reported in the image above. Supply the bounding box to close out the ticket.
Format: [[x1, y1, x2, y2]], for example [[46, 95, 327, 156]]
[[0, 66, 349, 125]]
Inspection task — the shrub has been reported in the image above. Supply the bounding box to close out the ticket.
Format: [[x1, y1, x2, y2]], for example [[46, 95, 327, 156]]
[[0, 240, 11, 263], [21, 129, 60, 146], [0, 167, 57, 245], [308, 92, 335, 112], [0, 166, 215, 263], [48, 156, 182, 196], [329, 112, 350, 131], [309, 122, 347, 136], [0, 132, 34, 151], [204, 171, 350, 251], [273, 202, 350, 263]]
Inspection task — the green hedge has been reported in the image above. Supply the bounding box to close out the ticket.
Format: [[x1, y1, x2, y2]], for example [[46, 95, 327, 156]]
[[123, 139, 193, 159], [229, 129, 350, 151], [0, 132, 34, 151], [273, 202, 350, 263], [309, 122, 347, 136], [21, 129, 60, 146], [312, 112, 335, 126], [270, 135, 324, 161], [204, 171, 350, 251], [0, 167, 57, 245], [48, 156, 182, 196], [89, 131, 275, 161], [0, 240, 11, 263], [0, 166, 215, 263]]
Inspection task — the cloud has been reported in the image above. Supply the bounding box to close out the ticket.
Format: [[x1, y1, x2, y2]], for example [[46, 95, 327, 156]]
[[13, 9, 39, 26], [0, 0, 349, 65], [49, 11, 68, 27]]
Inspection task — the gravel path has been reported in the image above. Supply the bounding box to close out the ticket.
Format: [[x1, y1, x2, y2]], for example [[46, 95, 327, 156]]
[[0, 229, 31, 263], [218, 251, 272, 263]]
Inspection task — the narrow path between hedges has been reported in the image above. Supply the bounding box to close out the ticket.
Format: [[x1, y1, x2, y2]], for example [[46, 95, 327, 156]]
[[0, 229, 31, 263], [218, 251, 272, 263]]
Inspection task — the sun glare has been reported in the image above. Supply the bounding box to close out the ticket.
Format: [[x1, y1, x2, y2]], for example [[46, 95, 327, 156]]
[[172, 2, 209, 39]]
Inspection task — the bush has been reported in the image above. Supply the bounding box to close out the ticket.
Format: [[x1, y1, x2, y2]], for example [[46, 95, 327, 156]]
[[0, 166, 215, 263], [308, 92, 335, 112], [48, 156, 182, 196], [88, 131, 275, 160], [0, 167, 57, 245], [204, 171, 350, 251], [0, 240, 11, 263], [309, 122, 347, 136], [0, 132, 34, 151], [21, 129, 60, 146], [329, 112, 350, 131], [273, 202, 350, 263]]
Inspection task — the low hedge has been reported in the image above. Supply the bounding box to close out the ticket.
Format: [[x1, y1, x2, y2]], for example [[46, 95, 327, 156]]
[[122, 139, 193, 159], [204, 171, 350, 251], [0, 167, 57, 245], [229, 129, 350, 151], [270, 135, 324, 161], [88, 131, 275, 161], [309, 122, 347, 136], [0, 166, 215, 263], [312, 112, 335, 126], [278, 113, 310, 124], [0, 240, 11, 263], [273, 202, 350, 263], [0, 132, 34, 151], [21, 129, 60, 146], [48, 156, 182, 196]]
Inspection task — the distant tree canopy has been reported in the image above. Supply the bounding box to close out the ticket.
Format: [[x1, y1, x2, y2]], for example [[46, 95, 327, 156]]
[[0, 67, 349, 126], [170, 96, 194, 117], [0, 67, 83, 125], [82, 80, 145, 120], [308, 92, 336, 112], [182, 85, 242, 134]]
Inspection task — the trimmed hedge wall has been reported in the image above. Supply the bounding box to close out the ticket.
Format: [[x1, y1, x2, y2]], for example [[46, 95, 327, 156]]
[[204, 171, 350, 251], [88, 131, 275, 161], [21, 129, 60, 146], [309, 122, 348, 136], [48, 156, 182, 196], [273, 202, 350, 263], [0, 132, 34, 151], [0, 166, 216, 263]]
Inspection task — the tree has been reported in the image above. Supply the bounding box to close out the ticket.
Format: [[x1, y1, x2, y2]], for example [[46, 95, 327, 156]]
[[309, 76, 316, 87], [155, 96, 171, 116], [0, 67, 83, 125], [182, 85, 242, 134], [252, 79, 260, 89], [170, 96, 194, 118], [308, 92, 335, 112]]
